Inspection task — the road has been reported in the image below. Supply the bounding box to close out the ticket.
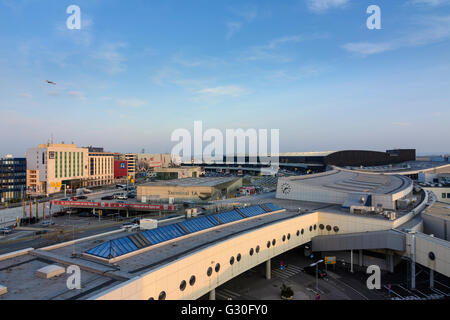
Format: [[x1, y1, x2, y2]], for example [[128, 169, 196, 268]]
[[0, 184, 140, 224]]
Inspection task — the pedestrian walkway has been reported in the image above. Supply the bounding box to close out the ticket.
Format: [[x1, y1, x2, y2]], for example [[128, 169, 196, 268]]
[[271, 265, 303, 280]]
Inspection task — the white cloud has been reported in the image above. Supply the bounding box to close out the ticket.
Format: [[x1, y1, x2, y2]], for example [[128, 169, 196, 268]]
[[17, 93, 32, 98], [392, 122, 413, 127], [242, 33, 327, 62], [117, 99, 146, 108], [68, 91, 86, 100], [342, 42, 394, 55], [343, 15, 450, 56], [225, 4, 261, 39], [197, 85, 248, 97], [409, 0, 450, 6], [226, 22, 243, 40], [93, 43, 127, 75], [307, 0, 349, 13]]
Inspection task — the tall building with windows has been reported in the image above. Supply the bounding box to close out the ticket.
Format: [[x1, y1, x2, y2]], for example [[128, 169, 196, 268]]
[[26, 143, 89, 195], [0, 155, 26, 203], [124, 153, 137, 178], [87, 148, 114, 186]]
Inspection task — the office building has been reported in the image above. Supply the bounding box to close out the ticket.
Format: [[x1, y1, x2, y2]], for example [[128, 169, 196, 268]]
[[0, 155, 26, 203]]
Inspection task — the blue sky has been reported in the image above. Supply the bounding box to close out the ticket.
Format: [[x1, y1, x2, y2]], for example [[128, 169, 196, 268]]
[[1, 0, 449, 156]]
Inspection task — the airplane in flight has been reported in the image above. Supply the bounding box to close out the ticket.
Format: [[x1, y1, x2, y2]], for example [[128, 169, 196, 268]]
[[46, 80, 56, 85]]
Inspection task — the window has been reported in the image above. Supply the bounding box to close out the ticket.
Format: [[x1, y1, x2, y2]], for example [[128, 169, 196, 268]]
[[230, 256, 235, 265], [158, 291, 166, 300], [207, 267, 213, 277], [189, 275, 196, 286], [443, 193, 447, 199], [326, 225, 332, 231], [55, 152, 58, 178], [64, 152, 67, 177], [334, 226, 339, 232], [319, 224, 324, 230], [301, 229, 304, 235], [314, 224, 317, 230], [287, 233, 291, 240], [282, 235, 286, 242], [249, 248, 254, 256], [309, 226, 312, 232], [237, 253, 241, 262], [267, 241, 271, 248], [272, 239, 276, 246], [256, 245, 260, 253], [180, 280, 186, 291], [215, 263, 221, 273], [447, 193, 450, 198]]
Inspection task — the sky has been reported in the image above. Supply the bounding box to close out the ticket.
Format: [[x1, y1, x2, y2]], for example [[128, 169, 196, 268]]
[[0, 0, 449, 157]]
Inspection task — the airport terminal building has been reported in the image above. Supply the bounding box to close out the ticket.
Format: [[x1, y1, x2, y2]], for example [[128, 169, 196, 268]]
[[276, 170, 414, 211]]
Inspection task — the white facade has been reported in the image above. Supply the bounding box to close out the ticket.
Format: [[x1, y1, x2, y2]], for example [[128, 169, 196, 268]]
[[26, 144, 89, 195], [276, 170, 413, 210]]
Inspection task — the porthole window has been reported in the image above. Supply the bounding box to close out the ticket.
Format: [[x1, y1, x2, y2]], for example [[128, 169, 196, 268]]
[[287, 233, 291, 240], [319, 224, 324, 230], [148, 297, 154, 300], [296, 230, 300, 236], [256, 245, 260, 253], [230, 256, 235, 265], [215, 263, 221, 273], [309, 226, 312, 232], [237, 253, 241, 262], [333, 226, 339, 233], [158, 291, 166, 300], [207, 267, 213, 277], [180, 280, 186, 291], [272, 239, 276, 246], [189, 275, 196, 286], [282, 235, 286, 242], [314, 224, 317, 230], [250, 248, 254, 256], [301, 229, 304, 235], [267, 241, 271, 248], [429, 252, 436, 261], [326, 225, 332, 231]]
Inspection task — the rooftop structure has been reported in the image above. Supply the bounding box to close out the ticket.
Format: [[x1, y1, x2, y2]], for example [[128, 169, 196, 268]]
[[137, 177, 243, 202], [276, 169, 413, 210]]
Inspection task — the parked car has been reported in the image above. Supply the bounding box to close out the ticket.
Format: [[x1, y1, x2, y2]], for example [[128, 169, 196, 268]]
[[71, 197, 78, 201], [0, 227, 12, 235], [120, 223, 139, 231], [41, 221, 55, 227], [117, 195, 128, 200], [101, 195, 114, 200], [77, 195, 88, 200]]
